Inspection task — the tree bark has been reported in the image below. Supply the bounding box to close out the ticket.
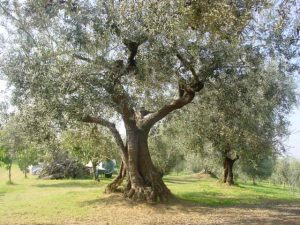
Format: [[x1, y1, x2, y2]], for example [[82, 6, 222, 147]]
[[105, 160, 127, 193], [123, 125, 171, 202], [223, 156, 239, 185], [24, 169, 28, 179], [227, 159, 234, 185], [91, 161, 98, 181], [8, 164, 12, 184], [223, 159, 229, 183]]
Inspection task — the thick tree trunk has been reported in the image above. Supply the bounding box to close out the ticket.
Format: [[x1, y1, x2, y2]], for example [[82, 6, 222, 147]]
[[122, 126, 171, 202], [91, 161, 98, 181], [24, 170, 28, 179], [227, 160, 234, 185], [223, 159, 229, 183], [223, 156, 238, 185], [252, 176, 256, 185], [8, 164, 12, 184]]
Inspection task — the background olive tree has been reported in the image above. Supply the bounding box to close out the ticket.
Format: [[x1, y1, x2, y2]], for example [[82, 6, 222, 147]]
[[62, 124, 119, 180]]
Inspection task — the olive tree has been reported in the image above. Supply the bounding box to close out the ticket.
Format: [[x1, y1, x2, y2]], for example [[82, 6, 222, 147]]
[[0, 0, 292, 201], [0, 139, 14, 184], [178, 58, 297, 185], [241, 155, 276, 184]]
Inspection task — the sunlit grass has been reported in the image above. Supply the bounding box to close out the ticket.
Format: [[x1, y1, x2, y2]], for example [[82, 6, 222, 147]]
[[0, 165, 111, 224], [164, 175, 300, 206], [0, 166, 299, 224]]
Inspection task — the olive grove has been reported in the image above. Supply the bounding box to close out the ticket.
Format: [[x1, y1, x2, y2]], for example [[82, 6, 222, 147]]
[[0, 0, 299, 201]]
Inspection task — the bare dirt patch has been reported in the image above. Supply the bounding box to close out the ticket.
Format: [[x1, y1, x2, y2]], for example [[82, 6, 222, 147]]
[[62, 194, 300, 225]]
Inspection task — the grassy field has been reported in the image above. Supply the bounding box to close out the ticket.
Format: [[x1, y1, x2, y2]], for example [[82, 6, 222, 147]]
[[0, 165, 300, 225]]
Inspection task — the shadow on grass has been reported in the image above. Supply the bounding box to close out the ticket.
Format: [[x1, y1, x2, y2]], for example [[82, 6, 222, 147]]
[[80, 193, 300, 225], [79, 189, 248, 208], [75, 175, 300, 208], [163, 177, 200, 184], [79, 191, 300, 214], [237, 183, 296, 197], [172, 187, 270, 207], [80, 193, 125, 207], [33, 181, 105, 189], [79, 183, 300, 209], [5, 181, 17, 185]]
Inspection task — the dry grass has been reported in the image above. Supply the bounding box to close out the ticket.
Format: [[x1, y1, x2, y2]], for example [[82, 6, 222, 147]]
[[56, 195, 300, 225]]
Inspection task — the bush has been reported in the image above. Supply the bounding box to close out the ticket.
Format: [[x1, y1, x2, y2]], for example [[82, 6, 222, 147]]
[[38, 151, 89, 179]]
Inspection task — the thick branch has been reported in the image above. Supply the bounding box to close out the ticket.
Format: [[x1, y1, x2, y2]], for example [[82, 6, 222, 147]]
[[233, 155, 240, 162], [73, 54, 93, 63], [176, 52, 198, 80], [142, 91, 196, 129], [124, 39, 139, 69], [142, 76, 204, 128], [109, 88, 135, 121], [82, 115, 126, 154]]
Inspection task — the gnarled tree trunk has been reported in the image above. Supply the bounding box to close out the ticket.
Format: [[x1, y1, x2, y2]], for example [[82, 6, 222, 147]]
[[8, 164, 12, 184], [91, 161, 98, 181], [223, 159, 229, 183], [223, 155, 239, 185], [122, 125, 171, 202], [105, 125, 171, 201]]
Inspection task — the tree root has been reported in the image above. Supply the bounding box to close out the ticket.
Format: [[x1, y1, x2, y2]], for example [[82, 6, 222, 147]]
[[105, 176, 125, 193], [124, 183, 171, 202]]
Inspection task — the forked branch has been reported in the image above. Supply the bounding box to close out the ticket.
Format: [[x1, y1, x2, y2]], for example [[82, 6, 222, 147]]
[[142, 81, 204, 129], [82, 115, 126, 155]]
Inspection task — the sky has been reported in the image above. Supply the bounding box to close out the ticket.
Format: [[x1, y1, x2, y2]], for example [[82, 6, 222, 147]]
[[285, 97, 300, 159]]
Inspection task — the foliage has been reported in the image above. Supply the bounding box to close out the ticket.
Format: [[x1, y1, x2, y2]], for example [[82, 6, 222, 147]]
[[241, 155, 276, 183], [0, 113, 41, 179], [0, 140, 13, 170], [271, 157, 300, 191], [0, 0, 284, 137], [16, 147, 39, 177], [177, 58, 297, 180], [62, 124, 119, 165], [0, 123, 19, 183], [186, 0, 267, 40], [149, 124, 185, 174]]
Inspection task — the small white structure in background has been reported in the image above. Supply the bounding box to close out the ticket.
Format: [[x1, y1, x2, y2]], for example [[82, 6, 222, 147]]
[[28, 163, 44, 175], [85, 160, 116, 171], [85, 161, 105, 170]]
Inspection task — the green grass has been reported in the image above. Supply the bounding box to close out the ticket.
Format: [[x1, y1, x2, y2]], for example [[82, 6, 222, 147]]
[[0, 165, 111, 224], [0, 166, 299, 224], [164, 175, 300, 206]]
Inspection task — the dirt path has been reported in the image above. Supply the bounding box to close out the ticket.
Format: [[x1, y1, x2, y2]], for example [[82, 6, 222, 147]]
[[62, 195, 300, 225]]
